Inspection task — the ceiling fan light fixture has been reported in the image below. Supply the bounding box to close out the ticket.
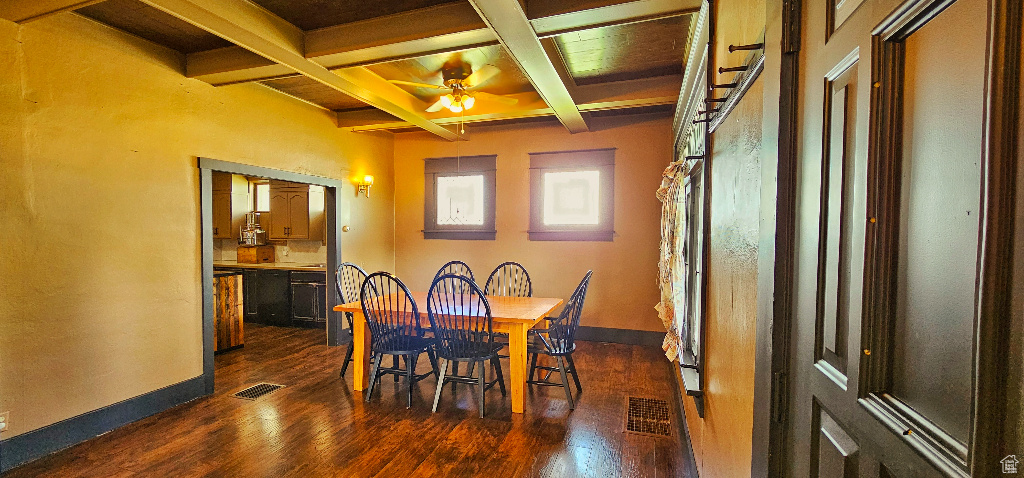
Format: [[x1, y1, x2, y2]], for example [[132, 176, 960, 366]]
[[449, 104, 463, 113], [440, 94, 453, 108], [463, 96, 475, 110]]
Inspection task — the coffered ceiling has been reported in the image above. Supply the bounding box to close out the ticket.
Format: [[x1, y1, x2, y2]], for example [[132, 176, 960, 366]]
[[1, 0, 701, 139]]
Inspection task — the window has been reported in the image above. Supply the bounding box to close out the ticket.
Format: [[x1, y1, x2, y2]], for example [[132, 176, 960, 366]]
[[253, 181, 270, 211], [528, 148, 614, 241], [423, 155, 496, 240]]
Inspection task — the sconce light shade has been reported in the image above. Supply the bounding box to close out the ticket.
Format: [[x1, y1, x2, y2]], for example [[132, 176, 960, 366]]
[[357, 175, 374, 198]]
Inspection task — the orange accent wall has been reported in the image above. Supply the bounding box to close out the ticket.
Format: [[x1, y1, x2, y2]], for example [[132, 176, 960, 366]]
[[392, 115, 675, 332]]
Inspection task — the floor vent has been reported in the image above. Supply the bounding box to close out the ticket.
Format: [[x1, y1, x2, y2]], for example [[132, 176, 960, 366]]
[[625, 396, 672, 437], [232, 383, 285, 400]]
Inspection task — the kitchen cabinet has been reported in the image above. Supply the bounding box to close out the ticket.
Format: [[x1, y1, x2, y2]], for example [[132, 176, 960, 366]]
[[211, 172, 250, 240], [267, 180, 325, 241], [242, 269, 291, 326]]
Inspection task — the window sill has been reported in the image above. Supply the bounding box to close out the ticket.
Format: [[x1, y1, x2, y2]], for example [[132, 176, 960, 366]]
[[528, 230, 614, 242], [423, 230, 496, 240]]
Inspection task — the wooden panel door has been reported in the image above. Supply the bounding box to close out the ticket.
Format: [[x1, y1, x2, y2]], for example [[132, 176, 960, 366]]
[[212, 191, 232, 239], [782, 0, 1020, 475], [268, 189, 290, 239], [286, 190, 309, 239]]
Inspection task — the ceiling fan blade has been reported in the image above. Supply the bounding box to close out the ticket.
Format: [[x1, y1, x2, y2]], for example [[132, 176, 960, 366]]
[[464, 65, 500, 89], [474, 91, 519, 106], [426, 98, 447, 112], [389, 79, 447, 89]]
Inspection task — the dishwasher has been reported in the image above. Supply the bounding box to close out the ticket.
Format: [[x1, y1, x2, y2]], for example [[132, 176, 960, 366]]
[[290, 271, 328, 328]]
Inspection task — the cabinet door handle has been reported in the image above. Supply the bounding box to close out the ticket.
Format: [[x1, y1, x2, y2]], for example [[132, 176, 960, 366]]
[[214, 227, 218, 235]]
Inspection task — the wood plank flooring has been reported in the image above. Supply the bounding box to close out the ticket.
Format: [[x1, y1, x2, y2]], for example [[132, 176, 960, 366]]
[[5, 324, 691, 477]]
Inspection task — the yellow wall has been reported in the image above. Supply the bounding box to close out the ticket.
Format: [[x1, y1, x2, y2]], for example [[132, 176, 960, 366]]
[[0, 13, 394, 438], [392, 115, 674, 331]]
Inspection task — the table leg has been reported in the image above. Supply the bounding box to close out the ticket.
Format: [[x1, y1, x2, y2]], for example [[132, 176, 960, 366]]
[[352, 310, 370, 391], [507, 322, 527, 414]]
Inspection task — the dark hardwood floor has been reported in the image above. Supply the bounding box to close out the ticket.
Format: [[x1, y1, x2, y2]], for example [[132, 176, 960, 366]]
[[5, 324, 691, 477]]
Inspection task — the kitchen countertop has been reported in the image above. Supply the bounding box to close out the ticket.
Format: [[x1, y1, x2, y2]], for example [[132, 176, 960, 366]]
[[214, 261, 327, 272]]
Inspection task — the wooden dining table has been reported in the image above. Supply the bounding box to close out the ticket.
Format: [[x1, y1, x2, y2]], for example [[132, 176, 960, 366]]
[[334, 292, 562, 414]]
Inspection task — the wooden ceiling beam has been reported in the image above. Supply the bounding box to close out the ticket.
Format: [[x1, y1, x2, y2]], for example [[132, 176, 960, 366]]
[[186, 3, 498, 85], [468, 0, 589, 133], [339, 75, 680, 131], [528, 0, 702, 37], [139, 0, 456, 140], [0, 0, 104, 24]]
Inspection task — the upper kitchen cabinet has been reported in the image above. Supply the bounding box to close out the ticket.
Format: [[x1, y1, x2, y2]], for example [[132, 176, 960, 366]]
[[267, 180, 325, 241], [211, 172, 249, 239]]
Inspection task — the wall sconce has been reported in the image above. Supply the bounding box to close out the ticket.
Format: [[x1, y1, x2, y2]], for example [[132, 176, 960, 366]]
[[357, 175, 374, 197]]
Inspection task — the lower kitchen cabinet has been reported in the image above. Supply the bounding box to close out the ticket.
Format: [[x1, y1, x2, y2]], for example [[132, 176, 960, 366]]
[[244, 269, 291, 327], [215, 266, 327, 328], [290, 271, 327, 329]]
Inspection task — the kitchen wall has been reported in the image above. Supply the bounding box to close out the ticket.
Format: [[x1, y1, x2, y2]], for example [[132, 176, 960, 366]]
[[0, 13, 394, 440], [392, 114, 674, 332]]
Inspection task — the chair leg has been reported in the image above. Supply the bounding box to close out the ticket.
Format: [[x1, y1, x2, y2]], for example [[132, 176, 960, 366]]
[[565, 353, 582, 393], [468, 361, 476, 378], [393, 356, 400, 382], [528, 353, 539, 382], [451, 362, 460, 394], [406, 353, 415, 409], [365, 353, 383, 403], [426, 348, 440, 379], [340, 342, 354, 378], [556, 356, 575, 410], [431, 359, 449, 413], [491, 356, 506, 397], [477, 360, 486, 418]]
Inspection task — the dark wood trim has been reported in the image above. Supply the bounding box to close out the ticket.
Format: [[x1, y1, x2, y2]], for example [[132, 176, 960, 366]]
[[422, 230, 497, 240], [527, 150, 615, 240], [0, 376, 205, 472], [197, 158, 344, 189], [527, 230, 614, 241], [198, 158, 345, 349], [200, 168, 216, 392], [970, 0, 1022, 473], [422, 156, 498, 240], [671, 364, 702, 478], [752, 0, 800, 474], [574, 325, 665, 347]]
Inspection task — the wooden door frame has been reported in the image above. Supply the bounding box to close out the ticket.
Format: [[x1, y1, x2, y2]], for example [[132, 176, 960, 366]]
[[750, 0, 802, 476], [197, 157, 346, 393]]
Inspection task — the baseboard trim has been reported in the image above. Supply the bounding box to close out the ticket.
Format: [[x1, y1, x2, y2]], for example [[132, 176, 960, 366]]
[[0, 376, 206, 472], [672, 362, 701, 478], [575, 325, 665, 347]]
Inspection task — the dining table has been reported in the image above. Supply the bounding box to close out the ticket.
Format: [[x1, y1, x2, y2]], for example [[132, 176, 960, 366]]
[[334, 292, 563, 414]]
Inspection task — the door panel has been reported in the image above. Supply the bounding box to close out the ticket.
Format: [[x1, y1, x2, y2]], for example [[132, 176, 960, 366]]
[[786, 0, 995, 475], [268, 192, 289, 239], [890, 0, 987, 443], [288, 191, 309, 239]]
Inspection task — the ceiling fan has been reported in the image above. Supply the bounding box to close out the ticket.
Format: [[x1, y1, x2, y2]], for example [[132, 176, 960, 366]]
[[389, 63, 519, 113]]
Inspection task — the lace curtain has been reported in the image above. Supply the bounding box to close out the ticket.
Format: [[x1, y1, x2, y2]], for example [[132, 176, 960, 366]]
[[655, 159, 690, 361]]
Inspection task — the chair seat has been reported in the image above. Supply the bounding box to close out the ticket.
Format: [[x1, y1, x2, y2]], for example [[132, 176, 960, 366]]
[[436, 340, 504, 360], [372, 335, 434, 355]]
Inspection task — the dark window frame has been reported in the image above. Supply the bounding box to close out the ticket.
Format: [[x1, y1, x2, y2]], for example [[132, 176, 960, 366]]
[[423, 155, 497, 240], [528, 148, 615, 241]]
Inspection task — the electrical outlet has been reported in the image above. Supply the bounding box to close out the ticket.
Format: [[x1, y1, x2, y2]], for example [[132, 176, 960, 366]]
[[0, 411, 9, 433]]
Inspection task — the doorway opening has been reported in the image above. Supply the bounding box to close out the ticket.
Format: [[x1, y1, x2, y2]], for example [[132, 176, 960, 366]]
[[198, 158, 347, 393]]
